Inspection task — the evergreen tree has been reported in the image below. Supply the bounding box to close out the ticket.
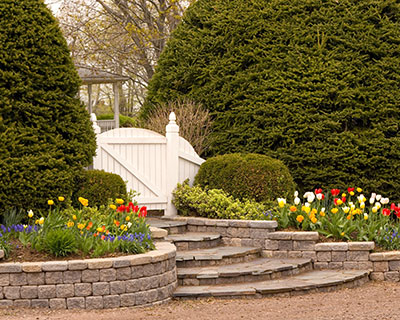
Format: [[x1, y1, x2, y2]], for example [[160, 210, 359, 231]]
[[0, 0, 96, 211], [144, 0, 400, 200]]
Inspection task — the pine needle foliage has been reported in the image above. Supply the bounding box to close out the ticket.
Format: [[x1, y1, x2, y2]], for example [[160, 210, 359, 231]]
[[144, 0, 400, 200], [0, 0, 96, 212]]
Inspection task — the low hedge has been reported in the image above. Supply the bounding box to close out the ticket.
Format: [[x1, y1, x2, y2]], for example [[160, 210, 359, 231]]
[[172, 181, 272, 220], [72, 170, 127, 207], [194, 153, 295, 203]]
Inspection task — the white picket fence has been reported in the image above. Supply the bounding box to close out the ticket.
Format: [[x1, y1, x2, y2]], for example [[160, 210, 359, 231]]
[[91, 112, 205, 217]]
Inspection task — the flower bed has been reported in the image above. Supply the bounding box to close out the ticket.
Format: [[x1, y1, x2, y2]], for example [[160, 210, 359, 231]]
[[0, 197, 154, 260]]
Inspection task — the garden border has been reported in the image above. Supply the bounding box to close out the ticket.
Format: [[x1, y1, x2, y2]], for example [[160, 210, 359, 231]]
[[167, 216, 400, 282], [0, 241, 177, 309]]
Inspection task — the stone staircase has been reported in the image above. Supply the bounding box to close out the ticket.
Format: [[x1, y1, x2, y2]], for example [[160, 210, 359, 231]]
[[148, 218, 370, 299]]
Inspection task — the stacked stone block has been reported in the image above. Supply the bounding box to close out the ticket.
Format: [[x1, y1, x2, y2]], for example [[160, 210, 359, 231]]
[[0, 242, 177, 309], [178, 217, 277, 248], [370, 252, 400, 282]]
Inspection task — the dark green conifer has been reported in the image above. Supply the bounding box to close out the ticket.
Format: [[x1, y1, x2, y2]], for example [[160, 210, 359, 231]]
[[0, 0, 96, 211], [144, 0, 400, 200]]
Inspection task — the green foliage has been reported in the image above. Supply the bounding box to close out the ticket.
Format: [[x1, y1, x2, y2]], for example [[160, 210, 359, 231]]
[[144, 0, 400, 201], [0, 198, 154, 258], [173, 181, 272, 220], [43, 229, 78, 257], [72, 170, 128, 207], [194, 153, 295, 203], [0, 0, 96, 213], [273, 189, 395, 246], [97, 113, 139, 127]]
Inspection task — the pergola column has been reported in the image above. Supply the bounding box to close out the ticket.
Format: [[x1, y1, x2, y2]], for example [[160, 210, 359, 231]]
[[113, 82, 120, 129], [87, 84, 93, 114]]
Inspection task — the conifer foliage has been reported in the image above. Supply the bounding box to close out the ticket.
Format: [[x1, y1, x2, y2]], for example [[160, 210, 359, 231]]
[[144, 0, 400, 200], [0, 0, 96, 211]]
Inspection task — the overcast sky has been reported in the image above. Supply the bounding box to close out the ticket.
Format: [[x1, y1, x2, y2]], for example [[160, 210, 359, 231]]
[[44, 0, 62, 14]]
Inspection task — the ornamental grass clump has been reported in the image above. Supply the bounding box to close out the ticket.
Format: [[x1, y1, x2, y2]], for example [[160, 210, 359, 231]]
[[275, 187, 400, 250], [0, 196, 154, 259]]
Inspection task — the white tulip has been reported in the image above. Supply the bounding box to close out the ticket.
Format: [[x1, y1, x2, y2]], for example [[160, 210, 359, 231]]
[[294, 191, 299, 197], [294, 197, 301, 205], [316, 193, 323, 201], [305, 202, 311, 207], [375, 202, 382, 209], [381, 198, 390, 205], [376, 194, 382, 201], [321, 207, 326, 213]]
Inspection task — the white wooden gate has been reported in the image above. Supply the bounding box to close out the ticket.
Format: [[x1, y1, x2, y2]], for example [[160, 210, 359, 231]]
[[91, 112, 205, 217]]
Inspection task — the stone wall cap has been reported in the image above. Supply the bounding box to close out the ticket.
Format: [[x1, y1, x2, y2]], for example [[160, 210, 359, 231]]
[[41, 261, 68, 272], [267, 232, 293, 240], [315, 243, 348, 251], [348, 242, 375, 251], [292, 232, 319, 241], [248, 220, 278, 229], [150, 227, 168, 239]]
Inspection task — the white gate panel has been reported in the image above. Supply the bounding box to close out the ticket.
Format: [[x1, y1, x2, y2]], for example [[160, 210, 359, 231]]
[[92, 113, 204, 216]]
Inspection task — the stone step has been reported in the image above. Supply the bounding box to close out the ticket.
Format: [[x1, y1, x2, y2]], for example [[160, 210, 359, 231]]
[[167, 232, 222, 251], [147, 218, 187, 234], [173, 269, 370, 299], [176, 246, 262, 268], [177, 258, 312, 286]]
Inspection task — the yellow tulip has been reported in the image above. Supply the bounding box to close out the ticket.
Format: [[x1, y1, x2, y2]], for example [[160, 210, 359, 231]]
[[58, 196, 65, 202], [28, 210, 34, 218], [343, 207, 350, 214], [336, 199, 343, 205], [357, 187, 362, 193], [331, 208, 339, 214], [364, 214, 368, 220], [39, 217, 44, 224], [72, 215, 77, 220], [372, 207, 378, 213], [320, 211, 326, 217], [109, 204, 117, 210], [116, 199, 124, 205], [48, 200, 54, 206], [296, 215, 304, 223], [311, 217, 318, 224]]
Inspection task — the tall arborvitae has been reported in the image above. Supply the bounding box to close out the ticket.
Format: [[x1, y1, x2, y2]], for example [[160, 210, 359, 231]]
[[0, 0, 96, 211], [144, 0, 400, 200]]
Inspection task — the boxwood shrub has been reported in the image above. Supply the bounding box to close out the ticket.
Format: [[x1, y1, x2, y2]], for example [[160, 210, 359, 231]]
[[194, 153, 295, 203], [73, 170, 127, 207]]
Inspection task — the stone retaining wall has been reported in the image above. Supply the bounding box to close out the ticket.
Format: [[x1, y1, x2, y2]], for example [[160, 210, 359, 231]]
[[174, 217, 278, 248], [169, 217, 400, 282], [0, 242, 176, 309]]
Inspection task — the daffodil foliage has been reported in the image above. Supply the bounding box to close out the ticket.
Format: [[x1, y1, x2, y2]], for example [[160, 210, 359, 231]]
[[144, 0, 400, 201]]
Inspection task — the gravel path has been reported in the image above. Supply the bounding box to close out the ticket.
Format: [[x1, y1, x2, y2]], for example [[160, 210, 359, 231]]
[[1, 281, 399, 320]]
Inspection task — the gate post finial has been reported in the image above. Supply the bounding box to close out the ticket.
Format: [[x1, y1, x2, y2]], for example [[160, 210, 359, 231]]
[[165, 112, 179, 217]]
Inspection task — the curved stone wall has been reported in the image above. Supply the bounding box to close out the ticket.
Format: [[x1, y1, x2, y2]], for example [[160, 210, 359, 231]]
[[0, 242, 176, 309]]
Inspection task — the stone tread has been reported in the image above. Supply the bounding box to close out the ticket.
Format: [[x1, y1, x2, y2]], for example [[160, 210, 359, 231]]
[[167, 232, 221, 243], [173, 270, 370, 298], [147, 218, 187, 229], [176, 246, 261, 262], [177, 258, 311, 279]]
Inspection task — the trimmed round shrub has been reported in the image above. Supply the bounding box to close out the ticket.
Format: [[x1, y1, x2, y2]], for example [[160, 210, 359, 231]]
[[0, 0, 96, 212], [194, 153, 295, 203], [73, 170, 127, 207], [144, 0, 400, 201]]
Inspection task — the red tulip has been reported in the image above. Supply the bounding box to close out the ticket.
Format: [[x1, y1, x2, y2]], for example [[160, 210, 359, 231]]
[[117, 205, 126, 213], [331, 189, 340, 197], [315, 188, 323, 194], [347, 187, 355, 193], [139, 206, 147, 217], [382, 208, 391, 216], [342, 197, 347, 203]]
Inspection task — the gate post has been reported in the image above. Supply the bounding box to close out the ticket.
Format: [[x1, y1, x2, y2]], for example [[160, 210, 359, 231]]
[[165, 112, 179, 217]]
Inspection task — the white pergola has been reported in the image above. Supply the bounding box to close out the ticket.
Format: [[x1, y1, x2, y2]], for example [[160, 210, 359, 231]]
[[76, 64, 130, 130]]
